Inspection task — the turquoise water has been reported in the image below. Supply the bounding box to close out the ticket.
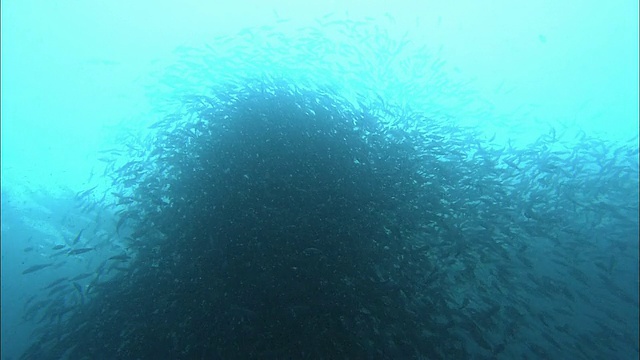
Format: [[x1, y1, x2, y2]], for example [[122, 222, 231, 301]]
[[2, 1, 638, 192]]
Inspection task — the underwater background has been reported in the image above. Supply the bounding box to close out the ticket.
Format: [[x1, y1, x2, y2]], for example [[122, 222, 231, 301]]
[[2, 1, 638, 359]]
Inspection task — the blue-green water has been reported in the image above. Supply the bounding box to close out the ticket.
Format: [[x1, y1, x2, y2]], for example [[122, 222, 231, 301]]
[[2, 2, 638, 359]]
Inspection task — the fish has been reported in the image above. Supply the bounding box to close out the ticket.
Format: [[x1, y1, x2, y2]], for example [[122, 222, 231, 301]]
[[50, 249, 69, 257], [23, 247, 34, 253], [23, 294, 38, 310], [52, 244, 66, 250], [53, 261, 67, 269], [22, 263, 54, 274], [23, 299, 51, 321], [67, 248, 95, 256], [503, 157, 520, 170], [70, 272, 94, 281], [74, 281, 86, 305], [72, 229, 84, 245], [108, 254, 131, 261], [81, 202, 98, 214], [116, 197, 135, 206], [48, 283, 71, 296], [76, 185, 98, 199], [43, 277, 69, 289], [73, 282, 83, 295], [116, 212, 135, 236]]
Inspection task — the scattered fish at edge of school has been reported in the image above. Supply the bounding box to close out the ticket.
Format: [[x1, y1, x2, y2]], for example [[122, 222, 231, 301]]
[[67, 248, 95, 256], [43, 277, 69, 289], [108, 254, 131, 261], [22, 263, 54, 275], [72, 229, 85, 245], [70, 273, 94, 281]]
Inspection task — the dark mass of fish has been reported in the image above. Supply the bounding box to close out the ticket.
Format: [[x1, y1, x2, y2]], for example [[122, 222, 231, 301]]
[[19, 16, 638, 359]]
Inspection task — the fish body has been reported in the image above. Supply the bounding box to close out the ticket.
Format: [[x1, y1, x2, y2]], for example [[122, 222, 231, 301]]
[[50, 249, 69, 257], [70, 272, 94, 281], [68, 248, 95, 256], [76, 185, 98, 199], [116, 212, 136, 236], [74, 281, 86, 304], [72, 230, 84, 245], [43, 277, 69, 289], [48, 283, 71, 296], [22, 263, 54, 274], [73, 282, 83, 295], [108, 254, 131, 261]]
